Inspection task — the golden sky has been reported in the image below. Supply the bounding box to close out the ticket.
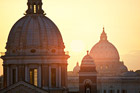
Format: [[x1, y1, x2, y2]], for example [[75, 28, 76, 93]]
[[0, 0, 140, 75]]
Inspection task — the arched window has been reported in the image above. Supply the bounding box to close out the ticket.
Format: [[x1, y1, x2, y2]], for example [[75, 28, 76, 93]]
[[117, 90, 120, 93], [100, 66, 103, 70], [38, 5, 40, 10], [51, 68, 56, 87], [34, 5, 36, 13], [12, 69, 16, 84], [122, 90, 127, 93], [109, 90, 115, 93], [30, 5, 32, 9], [106, 65, 108, 69], [104, 90, 106, 93], [85, 84, 91, 93], [30, 68, 38, 86]]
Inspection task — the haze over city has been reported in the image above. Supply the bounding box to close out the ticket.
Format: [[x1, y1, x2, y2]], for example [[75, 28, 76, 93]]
[[0, 0, 140, 76]]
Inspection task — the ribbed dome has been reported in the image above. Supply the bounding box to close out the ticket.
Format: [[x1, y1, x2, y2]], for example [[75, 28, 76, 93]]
[[6, 1, 65, 56], [80, 51, 96, 72], [90, 28, 120, 62], [81, 51, 95, 65]]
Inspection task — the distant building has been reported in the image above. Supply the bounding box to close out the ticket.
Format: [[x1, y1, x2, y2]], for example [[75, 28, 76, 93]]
[[68, 28, 140, 93]]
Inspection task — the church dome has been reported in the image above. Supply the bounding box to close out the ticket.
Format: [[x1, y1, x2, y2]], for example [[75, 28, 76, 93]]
[[73, 62, 80, 73], [81, 51, 95, 65], [6, 0, 65, 56], [80, 51, 96, 72], [90, 27, 120, 62]]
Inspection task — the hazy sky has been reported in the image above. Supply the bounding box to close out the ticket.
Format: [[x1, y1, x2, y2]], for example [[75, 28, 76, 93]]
[[0, 0, 140, 75]]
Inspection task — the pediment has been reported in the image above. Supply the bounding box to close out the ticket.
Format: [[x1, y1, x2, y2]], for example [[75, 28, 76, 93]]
[[0, 81, 48, 93]]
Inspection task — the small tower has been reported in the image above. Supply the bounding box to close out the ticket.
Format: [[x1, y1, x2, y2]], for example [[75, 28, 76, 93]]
[[100, 27, 107, 41], [26, 0, 44, 14], [79, 51, 97, 93]]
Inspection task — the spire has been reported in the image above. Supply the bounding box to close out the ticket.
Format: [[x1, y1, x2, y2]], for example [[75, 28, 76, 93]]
[[26, 0, 44, 14], [87, 50, 89, 55], [76, 62, 79, 66], [100, 27, 107, 41], [103, 27, 105, 33]]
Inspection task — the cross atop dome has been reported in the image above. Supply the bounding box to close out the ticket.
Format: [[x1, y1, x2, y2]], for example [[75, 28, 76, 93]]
[[77, 62, 79, 66], [103, 27, 105, 32], [100, 27, 107, 41], [26, 0, 44, 14], [87, 50, 89, 55]]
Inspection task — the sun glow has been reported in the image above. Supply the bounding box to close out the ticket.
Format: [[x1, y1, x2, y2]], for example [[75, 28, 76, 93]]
[[70, 40, 85, 53]]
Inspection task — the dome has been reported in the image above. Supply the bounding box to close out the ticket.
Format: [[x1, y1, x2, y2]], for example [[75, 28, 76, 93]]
[[90, 27, 120, 62], [80, 51, 96, 72], [81, 51, 95, 65], [6, 0, 65, 56], [73, 62, 80, 73]]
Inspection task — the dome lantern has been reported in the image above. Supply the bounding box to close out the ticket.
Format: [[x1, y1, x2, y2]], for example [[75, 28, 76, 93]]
[[26, 0, 44, 14], [100, 27, 107, 41]]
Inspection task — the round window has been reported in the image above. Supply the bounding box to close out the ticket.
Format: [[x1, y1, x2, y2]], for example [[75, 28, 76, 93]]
[[30, 49, 36, 53], [12, 50, 16, 53], [51, 49, 56, 53]]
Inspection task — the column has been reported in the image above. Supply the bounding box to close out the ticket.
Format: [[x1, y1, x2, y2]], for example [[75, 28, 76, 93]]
[[56, 67, 59, 87], [49, 65, 51, 87], [59, 66, 61, 87], [16, 66, 18, 82], [25, 65, 28, 82], [42, 65, 49, 88], [38, 65, 41, 87], [7, 66, 9, 86]]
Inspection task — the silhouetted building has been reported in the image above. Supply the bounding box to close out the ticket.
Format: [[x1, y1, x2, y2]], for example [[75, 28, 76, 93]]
[[0, 0, 69, 93], [79, 51, 97, 93]]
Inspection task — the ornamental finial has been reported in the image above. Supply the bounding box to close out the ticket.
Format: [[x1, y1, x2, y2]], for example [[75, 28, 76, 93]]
[[103, 27, 105, 32], [77, 62, 79, 66], [87, 50, 89, 55]]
